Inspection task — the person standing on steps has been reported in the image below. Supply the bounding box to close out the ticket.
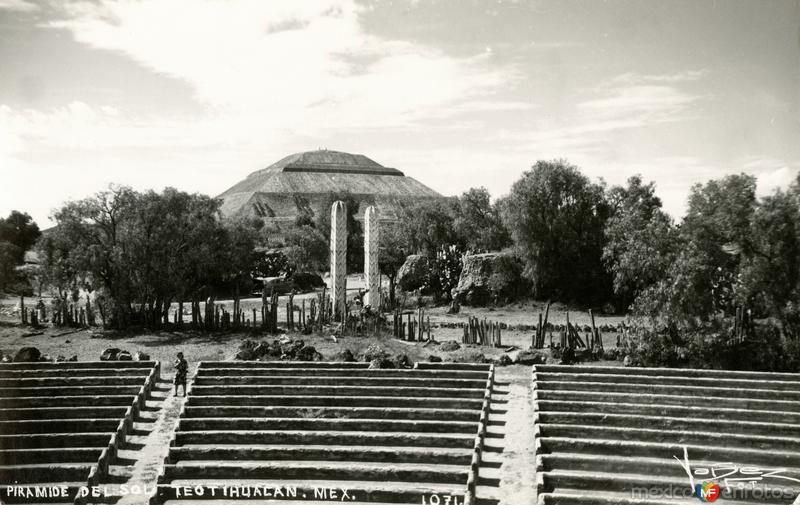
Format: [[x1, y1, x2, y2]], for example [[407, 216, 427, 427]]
[[174, 352, 188, 397]]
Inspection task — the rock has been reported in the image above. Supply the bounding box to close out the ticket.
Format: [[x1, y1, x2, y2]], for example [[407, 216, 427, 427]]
[[68, 355, 78, 362], [235, 349, 255, 361], [134, 351, 150, 361], [117, 350, 133, 361], [334, 349, 355, 362], [252, 342, 270, 359], [446, 300, 460, 314], [100, 348, 122, 361], [516, 350, 546, 366], [496, 354, 513, 366], [55, 355, 67, 362], [394, 354, 412, 368], [623, 355, 633, 367], [296, 345, 321, 361], [14, 347, 41, 362], [428, 355, 442, 363], [451, 252, 525, 306], [39, 354, 52, 362], [397, 255, 430, 292], [439, 340, 461, 352], [368, 357, 394, 369]]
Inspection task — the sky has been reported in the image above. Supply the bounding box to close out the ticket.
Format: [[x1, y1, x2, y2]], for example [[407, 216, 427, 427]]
[[0, 0, 798, 226]]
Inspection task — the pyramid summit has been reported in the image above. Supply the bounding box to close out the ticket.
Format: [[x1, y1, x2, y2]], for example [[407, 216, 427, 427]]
[[218, 149, 445, 225]]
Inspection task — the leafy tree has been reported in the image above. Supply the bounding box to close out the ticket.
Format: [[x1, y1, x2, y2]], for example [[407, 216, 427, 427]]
[[501, 159, 612, 304], [378, 224, 409, 307], [395, 199, 460, 256], [0, 211, 41, 263], [453, 187, 510, 252], [284, 225, 329, 272], [603, 175, 679, 309]]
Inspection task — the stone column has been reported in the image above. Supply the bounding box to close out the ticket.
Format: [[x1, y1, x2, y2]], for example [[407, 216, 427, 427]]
[[363, 206, 380, 309], [330, 201, 347, 321]]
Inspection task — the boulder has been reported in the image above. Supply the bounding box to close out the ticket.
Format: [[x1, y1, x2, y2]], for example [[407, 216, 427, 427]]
[[427, 355, 443, 363], [14, 347, 41, 362], [439, 340, 461, 352], [117, 350, 133, 361], [134, 351, 150, 361], [496, 354, 513, 366], [333, 349, 355, 362], [100, 348, 122, 361], [516, 350, 546, 366], [451, 252, 525, 306], [397, 255, 430, 292], [368, 357, 394, 369], [394, 354, 412, 369]]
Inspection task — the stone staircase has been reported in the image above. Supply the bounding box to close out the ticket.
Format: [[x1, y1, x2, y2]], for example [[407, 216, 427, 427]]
[[0, 361, 160, 504], [153, 361, 495, 504], [532, 365, 800, 505]]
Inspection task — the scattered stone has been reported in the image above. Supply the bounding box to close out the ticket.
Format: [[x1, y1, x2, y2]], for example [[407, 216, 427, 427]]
[[623, 355, 633, 367], [117, 350, 133, 361], [333, 349, 355, 362], [39, 354, 52, 362], [439, 340, 461, 352], [14, 347, 41, 362], [515, 350, 546, 366], [68, 355, 78, 362], [100, 348, 122, 361], [394, 354, 412, 368], [496, 354, 513, 366], [134, 351, 150, 361], [427, 355, 443, 363], [368, 357, 394, 369], [55, 355, 66, 362]]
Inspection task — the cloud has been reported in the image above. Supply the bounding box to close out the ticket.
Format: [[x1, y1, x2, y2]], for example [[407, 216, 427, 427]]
[[45, 0, 515, 131], [0, 0, 39, 12], [741, 157, 800, 196]]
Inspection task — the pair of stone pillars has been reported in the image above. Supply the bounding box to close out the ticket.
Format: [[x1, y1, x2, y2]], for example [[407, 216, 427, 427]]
[[330, 201, 380, 321]]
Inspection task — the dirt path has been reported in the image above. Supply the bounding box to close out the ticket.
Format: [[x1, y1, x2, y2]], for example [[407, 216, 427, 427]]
[[477, 365, 536, 505]]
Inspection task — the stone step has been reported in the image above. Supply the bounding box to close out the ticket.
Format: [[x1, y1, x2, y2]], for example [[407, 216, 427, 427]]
[[168, 445, 472, 465], [0, 464, 92, 483], [0, 368, 152, 378], [0, 361, 156, 370], [192, 375, 488, 388], [534, 380, 800, 401], [156, 479, 464, 504], [533, 399, 800, 424], [539, 453, 800, 484], [0, 376, 148, 387], [0, 395, 137, 408], [538, 470, 797, 504], [182, 406, 479, 422], [196, 368, 489, 379], [0, 432, 112, 450], [0, 406, 130, 421], [533, 364, 800, 382], [533, 389, 800, 412], [537, 437, 800, 467], [417, 363, 492, 371], [0, 447, 104, 465], [0, 418, 122, 435], [173, 430, 475, 449], [178, 417, 478, 434], [0, 483, 86, 504], [197, 361, 370, 369], [0, 385, 142, 397], [534, 372, 800, 391], [186, 395, 484, 410], [536, 411, 800, 437], [537, 424, 800, 451], [162, 461, 468, 485], [189, 385, 486, 399]]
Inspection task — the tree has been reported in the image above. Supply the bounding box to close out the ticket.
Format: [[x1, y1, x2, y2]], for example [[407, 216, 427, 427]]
[[453, 187, 510, 252], [0, 211, 41, 263], [603, 175, 679, 309], [395, 199, 460, 256], [378, 224, 409, 307], [501, 160, 612, 304], [284, 225, 329, 272]]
